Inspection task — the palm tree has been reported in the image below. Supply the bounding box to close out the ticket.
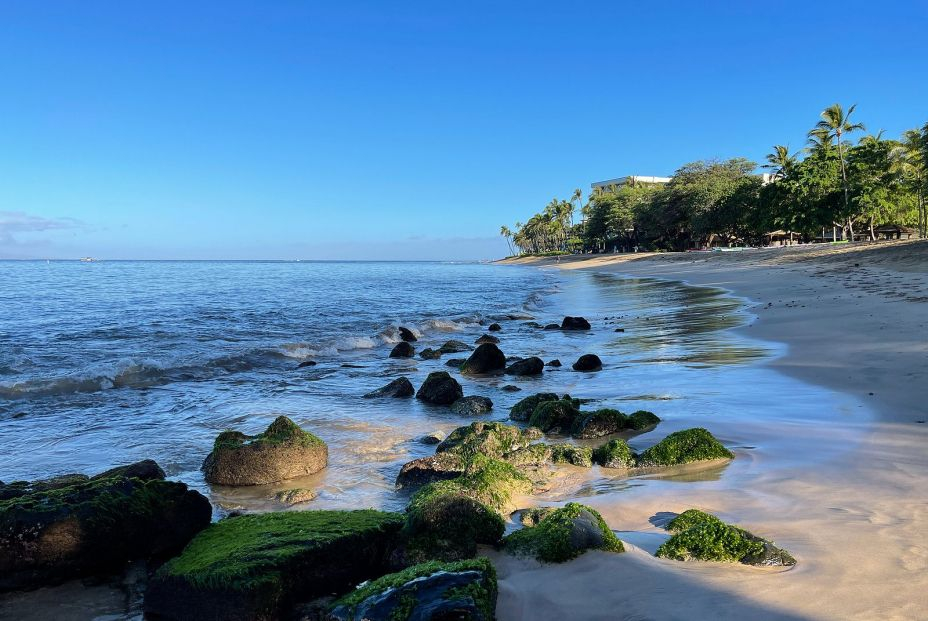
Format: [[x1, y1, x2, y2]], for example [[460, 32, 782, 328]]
[[812, 103, 865, 240], [891, 128, 927, 238], [763, 145, 797, 179], [570, 188, 582, 229], [499, 225, 515, 255]]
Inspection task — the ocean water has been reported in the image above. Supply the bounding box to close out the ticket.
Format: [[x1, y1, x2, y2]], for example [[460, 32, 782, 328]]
[[0, 260, 865, 518]]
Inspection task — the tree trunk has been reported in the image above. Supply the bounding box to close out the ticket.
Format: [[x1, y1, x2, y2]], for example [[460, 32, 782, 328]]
[[868, 215, 875, 241]]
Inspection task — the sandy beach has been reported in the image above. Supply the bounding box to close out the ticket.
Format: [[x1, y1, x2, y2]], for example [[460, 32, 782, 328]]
[[494, 240, 928, 620]]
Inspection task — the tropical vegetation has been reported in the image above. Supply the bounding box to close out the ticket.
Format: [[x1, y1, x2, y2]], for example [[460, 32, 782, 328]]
[[501, 105, 927, 254]]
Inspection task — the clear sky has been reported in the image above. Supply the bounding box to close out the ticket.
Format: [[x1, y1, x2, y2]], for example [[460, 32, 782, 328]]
[[1, 1, 926, 260]]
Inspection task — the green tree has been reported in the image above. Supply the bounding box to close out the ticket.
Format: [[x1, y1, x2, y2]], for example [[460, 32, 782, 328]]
[[812, 103, 865, 239]]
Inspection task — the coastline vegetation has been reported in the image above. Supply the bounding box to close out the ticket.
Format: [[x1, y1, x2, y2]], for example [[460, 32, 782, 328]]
[[501, 105, 928, 253]]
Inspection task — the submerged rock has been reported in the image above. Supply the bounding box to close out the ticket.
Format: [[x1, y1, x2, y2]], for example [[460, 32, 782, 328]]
[[144, 510, 404, 621], [419, 347, 442, 360], [329, 558, 497, 621], [417, 432, 445, 445], [545, 359, 562, 367], [474, 335, 500, 345], [416, 371, 463, 405], [274, 488, 317, 505], [398, 326, 418, 342], [543, 323, 560, 330], [202, 416, 328, 486], [0, 465, 210, 592], [503, 503, 624, 563], [450, 396, 494, 416], [460, 343, 506, 375], [572, 354, 602, 371], [561, 316, 591, 330], [501, 384, 521, 392], [445, 358, 466, 368], [439, 340, 472, 354], [389, 342, 415, 358], [364, 377, 415, 398], [635, 428, 733, 468], [488, 323, 502, 332], [505, 356, 544, 376], [297, 360, 317, 368]]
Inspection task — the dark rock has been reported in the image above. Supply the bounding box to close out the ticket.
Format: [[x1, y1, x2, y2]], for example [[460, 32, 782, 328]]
[[572, 354, 602, 371], [389, 342, 415, 358], [450, 396, 494, 416], [364, 377, 415, 398], [416, 432, 445, 445], [545, 359, 562, 367], [398, 327, 418, 342], [460, 343, 506, 375], [445, 358, 466, 368], [396, 453, 467, 488], [297, 360, 317, 368], [501, 384, 522, 392], [561, 316, 592, 330], [523, 321, 543, 329], [528, 398, 581, 433], [505, 356, 543, 376], [571, 409, 629, 439], [488, 323, 502, 332], [614, 328, 625, 332], [474, 334, 500, 345], [202, 416, 328, 486], [144, 510, 404, 621], [543, 324, 561, 330], [509, 392, 559, 421], [419, 348, 442, 360], [91, 459, 166, 482], [415, 371, 463, 405], [438, 340, 471, 354]]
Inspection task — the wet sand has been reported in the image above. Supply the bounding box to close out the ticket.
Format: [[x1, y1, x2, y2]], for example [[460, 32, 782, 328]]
[[497, 240, 928, 620]]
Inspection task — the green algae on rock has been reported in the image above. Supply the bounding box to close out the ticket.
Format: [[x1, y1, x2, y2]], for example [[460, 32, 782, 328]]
[[656, 509, 796, 567], [503, 502, 624, 563], [549, 444, 594, 467], [144, 510, 404, 621], [436, 421, 541, 460], [527, 398, 581, 433], [202, 416, 328, 486], [592, 438, 636, 468], [509, 392, 560, 422], [635, 427, 733, 467], [330, 558, 497, 621]]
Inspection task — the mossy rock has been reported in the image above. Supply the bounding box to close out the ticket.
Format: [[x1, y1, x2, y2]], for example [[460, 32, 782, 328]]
[[549, 444, 593, 467], [202, 416, 328, 486], [329, 558, 497, 621], [592, 439, 636, 468], [503, 503, 624, 563], [635, 428, 733, 467], [450, 396, 494, 416], [145, 510, 404, 621], [509, 392, 559, 422], [528, 398, 581, 433], [439, 340, 472, 354], [395, 452, 468, 489], [626, 410, 661, 430], [516, 507, 555, 527], [657, 509, 796, 567], [0, 472, 210, 592], [504, 443, 553, 467], [436, 421, 541, 460], [572, 409, 660, 439]]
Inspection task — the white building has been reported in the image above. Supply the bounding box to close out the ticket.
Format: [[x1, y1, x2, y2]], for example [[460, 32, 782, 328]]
[[591, 175, 671, 194]]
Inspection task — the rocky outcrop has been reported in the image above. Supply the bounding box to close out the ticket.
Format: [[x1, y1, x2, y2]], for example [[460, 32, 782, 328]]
[[572, 353, 602, 371], [460, 343, 506, 375], [561, 316, 591, 330], [398, 327, 417, 342], [202, 416, 328, 486], [389, 342, 415, 358], [505, 356, 544, 376], [363, 377, 415, 398], [450, 396, 493, 416], [144, 510, 404, 621], [416, 372, 463, 405], [503, 502, 624, 563], [0, 464, 210, 592]]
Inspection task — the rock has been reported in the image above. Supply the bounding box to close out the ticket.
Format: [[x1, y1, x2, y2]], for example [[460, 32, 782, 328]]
[[274, 488, 316, 505], [396, 453, 467, 488], [509, 392, 559, 421], [438, 340, 472, 354], [450, 396, 494, 416], [398, 327, 418, 342], [436, 421, 541, 460], [592, 439, 635, 468], [297, 360, 317, 368], [517, 507, 554, 527], [503, 503, 624, 563], [460, 343, 506, 375], [474, 334, 499, 345], [419, 348, 442, 360], [572, 354, 602, 371], [501, 384, 521, 392], [0, 469, 210, 592], [0, 474, 90, 501], [626, 410, 661, 430], [549, 444, 593, 467], [635, 428, 733, 468], [202, 416, 328, 486], [363, 377, 415, 398], [614, 327, 625, 332], [523, 321, 543, 329], [528, 398, 581, 433], [389, 342, 415, 358], [329, 558, 497, 621], [417, 432, 444, 445], [416, 371, 463, 405], [571, 408, 628, 438], [505, 356, 543, 376], [561, 316, 591, 330], [445, 358, 466, 368], [545, 359, 562, 367], [144, 510, 404, 621], [407, 456, 531, 515], [488, 323, 502, 332], [543, 324, 560, 330], [91, 459, 166, 482], [656, 509, 796, 567]]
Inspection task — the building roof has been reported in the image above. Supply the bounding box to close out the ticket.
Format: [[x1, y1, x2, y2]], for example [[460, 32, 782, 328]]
[[591, 175, 671, 189]]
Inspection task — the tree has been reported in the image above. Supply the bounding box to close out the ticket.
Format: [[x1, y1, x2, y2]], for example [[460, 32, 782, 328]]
[[499, 225, 515, 255], [763, 145, 798, 180], [812, 103, 865, 239]]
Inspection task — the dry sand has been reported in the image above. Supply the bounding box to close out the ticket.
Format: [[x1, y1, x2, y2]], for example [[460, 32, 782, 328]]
[[494, 240, 928, 621]]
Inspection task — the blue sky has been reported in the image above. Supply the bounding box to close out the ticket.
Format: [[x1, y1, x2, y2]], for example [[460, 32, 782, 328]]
[[1, 1, 926, 260]]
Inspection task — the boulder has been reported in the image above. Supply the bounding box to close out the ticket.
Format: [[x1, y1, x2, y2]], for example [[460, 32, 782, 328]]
[[296, 360, 317, 368], [592, 439, 635, 468], [450, 396, 494, 416], [505, 357, 544, 376], [445, 357, 466, 368], [398, 327, 418, 342], [626, 410, 661, 430], [389, 342, 415, 358], [561, 316, 591, 330], [474, 335, 499, 345], [549, 444, 593, 467], [417, 432, 445, 445], [92, 459, 166, 482], [635, 428, 733, 468], [436, 422, 541, 460], [439, 340, 472, 354], [509, 392, 559, 422], [488, 323, 502, 332], [0, 468, 210, 592], [396, 453, 468, 488], [363, 377, 415, 398], [572, 354, 602, 371], [545, 359, 562, 367], [419, 348, 442, 360], [503, 503, 624, 563], [329, 558, 497, 621], [274, 488, 316, 505], [202, 416, 328, 486], [416, 371, 463, 405], [144, 510, 404, 621], [571, 408, 627, 438], [460, 343, 506, 375], [528, 398, 581, 433]]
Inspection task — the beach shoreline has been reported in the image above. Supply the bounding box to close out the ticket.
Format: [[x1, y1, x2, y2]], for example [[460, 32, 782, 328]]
[[493, 240, 928, 620]]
